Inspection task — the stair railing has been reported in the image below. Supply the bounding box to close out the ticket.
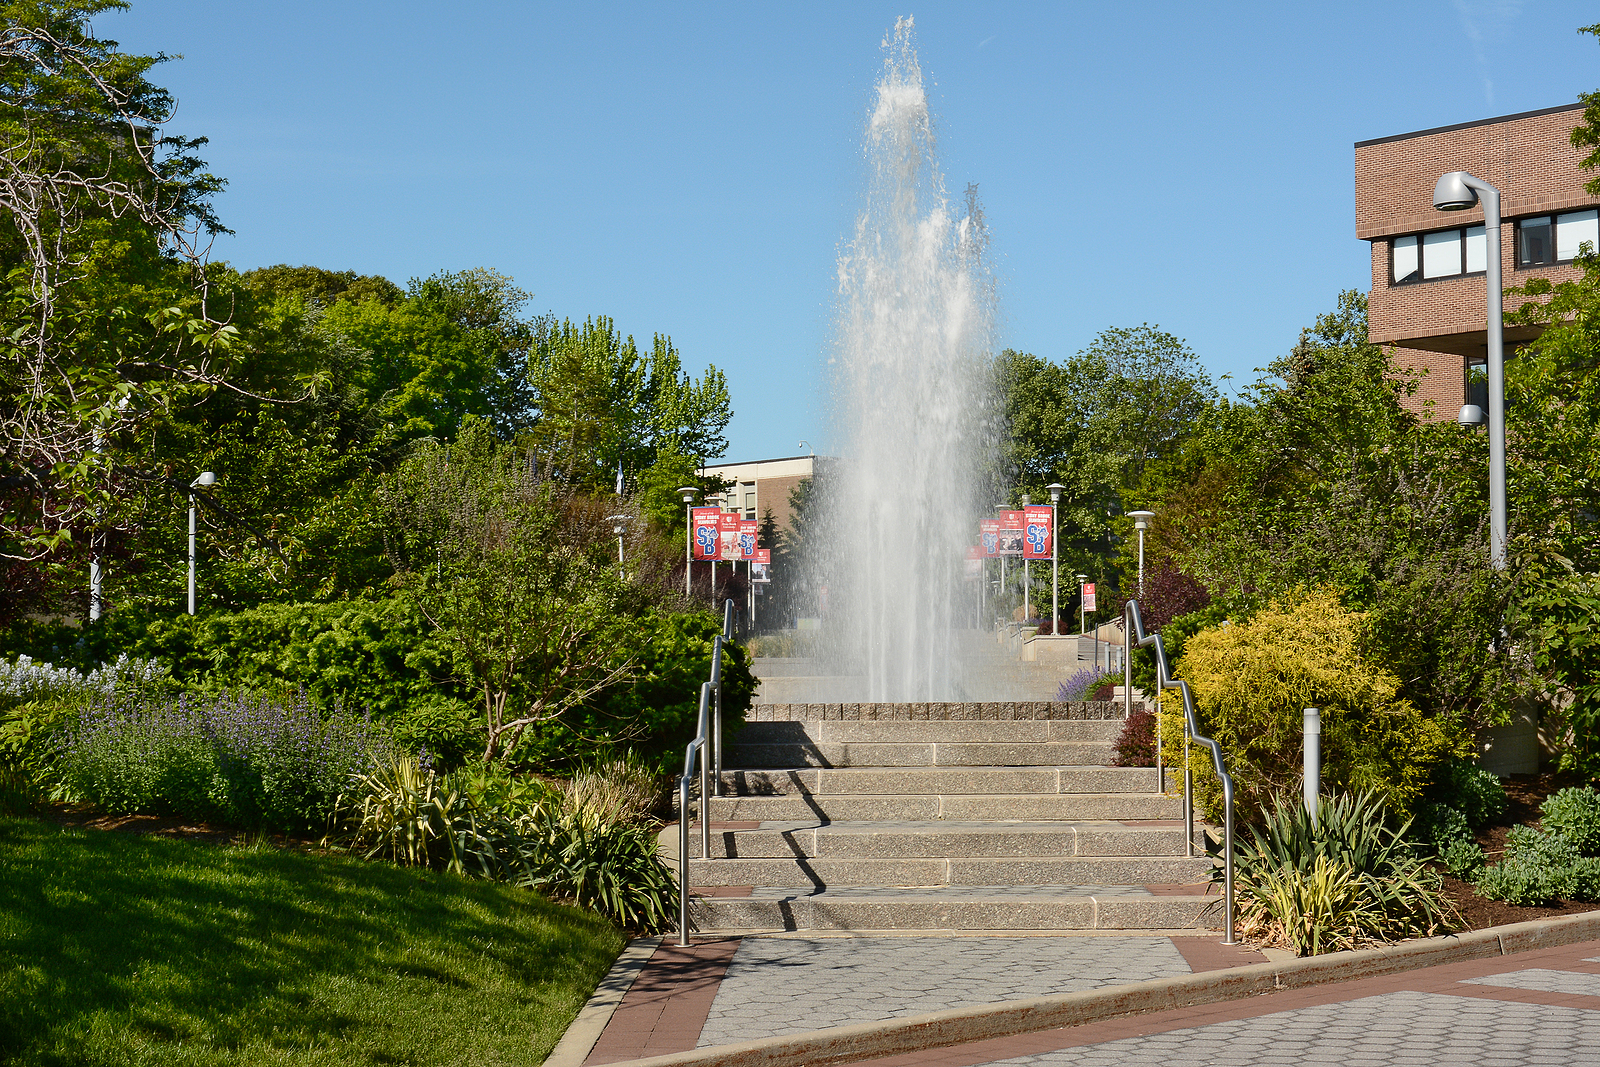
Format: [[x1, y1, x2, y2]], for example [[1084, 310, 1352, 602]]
[[677, 598, 735, 946], [1123, 598, 1237, 945]]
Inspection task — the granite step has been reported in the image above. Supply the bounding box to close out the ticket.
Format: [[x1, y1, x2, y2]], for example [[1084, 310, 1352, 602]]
[[727, 740, 1119, 768], [715, 766, 1171, 796], [735, 719, 1126, 744], [682, 819, 1202, 859], [705, 792, 1183, 822], [689, 884, 1221, 933], [681, 854, 1215, 887]]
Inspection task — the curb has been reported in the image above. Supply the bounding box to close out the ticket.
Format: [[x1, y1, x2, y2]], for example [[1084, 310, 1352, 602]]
[[543, 936, 662, 1067], [601, 911, 1600, 1067]]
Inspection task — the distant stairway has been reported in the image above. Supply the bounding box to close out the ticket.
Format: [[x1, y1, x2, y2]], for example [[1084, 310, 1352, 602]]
[[675, 701, 1220, 934]]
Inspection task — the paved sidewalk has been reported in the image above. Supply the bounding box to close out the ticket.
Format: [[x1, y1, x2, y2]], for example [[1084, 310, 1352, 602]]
[[848, 937, 1600, 1066], [579, 934, 1268, 1065]]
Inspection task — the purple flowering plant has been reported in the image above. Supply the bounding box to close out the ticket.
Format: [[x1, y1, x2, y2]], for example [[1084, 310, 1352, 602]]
[[56, 689, 391, 831]]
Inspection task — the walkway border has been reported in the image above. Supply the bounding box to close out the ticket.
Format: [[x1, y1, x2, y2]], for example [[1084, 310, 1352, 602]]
[[600, 911, 1600, 1067], [544, 936, 662, 1067]]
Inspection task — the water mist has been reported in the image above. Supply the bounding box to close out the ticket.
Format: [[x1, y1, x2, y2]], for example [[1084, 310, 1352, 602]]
[[812, 17, 998, 701]]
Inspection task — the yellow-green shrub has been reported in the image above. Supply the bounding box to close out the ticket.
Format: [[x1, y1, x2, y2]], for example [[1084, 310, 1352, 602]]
[[1170, 589, 1467, 820]]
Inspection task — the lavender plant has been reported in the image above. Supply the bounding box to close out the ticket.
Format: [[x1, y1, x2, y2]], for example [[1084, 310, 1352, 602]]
[[55, 690, 389, 831], [1055, 666, 1117, 702]]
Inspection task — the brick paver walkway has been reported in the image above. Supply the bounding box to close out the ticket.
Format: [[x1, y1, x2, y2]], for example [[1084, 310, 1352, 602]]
[[581, 935, 1266, 1064], [850, 939, 1600, 1067]]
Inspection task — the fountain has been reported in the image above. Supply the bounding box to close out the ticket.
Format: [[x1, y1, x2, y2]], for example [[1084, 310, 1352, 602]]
[[809, 17, 998, 702]]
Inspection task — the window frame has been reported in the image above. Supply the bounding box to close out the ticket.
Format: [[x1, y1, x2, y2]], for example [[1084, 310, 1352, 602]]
[[1389, 225, 1487, 286], [1513, 208, 1600, 269]]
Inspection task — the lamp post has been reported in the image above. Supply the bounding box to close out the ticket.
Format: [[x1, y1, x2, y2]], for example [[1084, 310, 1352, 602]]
[[1075, 573, 1088, 636], [1046, 483, 1064, 632], [678, 487, 698, 596], [1128, 510, 1155, 598], [1434, 170, 1506, 570], [1021, 494, 1030, 621], [187, 471, 215, 615]]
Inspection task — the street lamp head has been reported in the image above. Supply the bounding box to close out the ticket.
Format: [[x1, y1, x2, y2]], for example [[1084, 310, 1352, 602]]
[[192, 471, 215, 488], [1075, 573, 1088, 582], [1457, 403, 1487, 427], [1434, 171, 1479, 212], [677, 486, 698, 504], [1127, 509, 1156, 529], [1045, 482, 1064, 504]]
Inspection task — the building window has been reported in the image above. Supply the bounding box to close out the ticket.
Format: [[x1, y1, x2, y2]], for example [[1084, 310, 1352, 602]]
[[742, 484, 756, 520], [1392, 225, 1485, 283], [1392, 208, 1600, 283], [1465, 355, 1488, 411], [1518, 209, 1599, 266]]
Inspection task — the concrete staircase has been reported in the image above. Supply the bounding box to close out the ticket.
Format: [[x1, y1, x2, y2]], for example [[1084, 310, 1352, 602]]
[[676, 701, 1221, 934]]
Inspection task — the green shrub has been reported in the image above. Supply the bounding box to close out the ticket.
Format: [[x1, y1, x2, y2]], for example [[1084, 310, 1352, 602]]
[[1413, 801, 1472, 853], [1475, 825, 1587, 906], [1225, 791, 1456, 955], [1541, 786, 1600, 855], [1440, 838, 1486, 879], [389, 693, 482, 769], [1129, 602, 1228, 695], [512, 610, 757, 773], [1175, 589, 1468, 819], [1426, 760, 1507, 829]]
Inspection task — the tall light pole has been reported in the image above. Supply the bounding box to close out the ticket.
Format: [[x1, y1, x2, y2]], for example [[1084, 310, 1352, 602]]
[[1047, 483, 1064, 632], [1434, 170, 1506, 570], [1076, 573, 1088, 636], [1021, 494, 1031, 621], [1128, 510, 1155, 599], [678, 487, 698, 596], [187, 471, 215, 615]]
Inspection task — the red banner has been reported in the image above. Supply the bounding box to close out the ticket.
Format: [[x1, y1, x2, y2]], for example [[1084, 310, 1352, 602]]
[[718, 513, 741, 561], [1082, 583, 1097, 613], [999, 511, 1025, 556], [691, 507, 720, 561], [1023, 505, 1054, 560], [738, 520, 759, 560], [965, 544, 983, 578], [980, 518, 1001, 557], [755, 548, 771, 565]]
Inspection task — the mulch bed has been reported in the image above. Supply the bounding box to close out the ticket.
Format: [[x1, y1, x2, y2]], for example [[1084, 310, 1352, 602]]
[[1432, 769, 1600, 932], [38, 802, 328, 851]]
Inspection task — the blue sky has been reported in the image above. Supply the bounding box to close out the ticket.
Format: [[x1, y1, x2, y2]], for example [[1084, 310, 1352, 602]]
[[104, 2, 1600, 461]]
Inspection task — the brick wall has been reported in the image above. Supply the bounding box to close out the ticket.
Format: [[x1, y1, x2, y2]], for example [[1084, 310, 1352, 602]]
[[1355, 103, 1597, 418]]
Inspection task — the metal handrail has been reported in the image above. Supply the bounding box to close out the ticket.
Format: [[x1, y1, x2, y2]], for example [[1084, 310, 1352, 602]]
[[1122, 599, 1236, 945], [677, 599, 735, 945]]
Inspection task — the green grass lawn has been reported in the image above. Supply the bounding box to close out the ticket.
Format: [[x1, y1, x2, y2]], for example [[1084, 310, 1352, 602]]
[[0, 816, 625, 1066]]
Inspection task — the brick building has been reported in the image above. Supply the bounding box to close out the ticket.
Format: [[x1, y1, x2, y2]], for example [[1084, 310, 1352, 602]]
[[1355, 102, 1599, 417], [699, 454, 828, 535]]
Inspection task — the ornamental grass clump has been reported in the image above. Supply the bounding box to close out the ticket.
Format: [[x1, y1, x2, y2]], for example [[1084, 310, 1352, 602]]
[[1226, 791, 1457, 956], [56, 690, 386, 832], [336, 752, 675, 932]]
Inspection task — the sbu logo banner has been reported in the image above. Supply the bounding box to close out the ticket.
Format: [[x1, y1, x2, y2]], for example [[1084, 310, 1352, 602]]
[[691, 507, 721, 561], [1023, 505, 1053, 560]]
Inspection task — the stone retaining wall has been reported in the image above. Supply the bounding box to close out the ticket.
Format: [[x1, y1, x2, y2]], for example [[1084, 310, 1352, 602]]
[[746, 701, 1130, 722]]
